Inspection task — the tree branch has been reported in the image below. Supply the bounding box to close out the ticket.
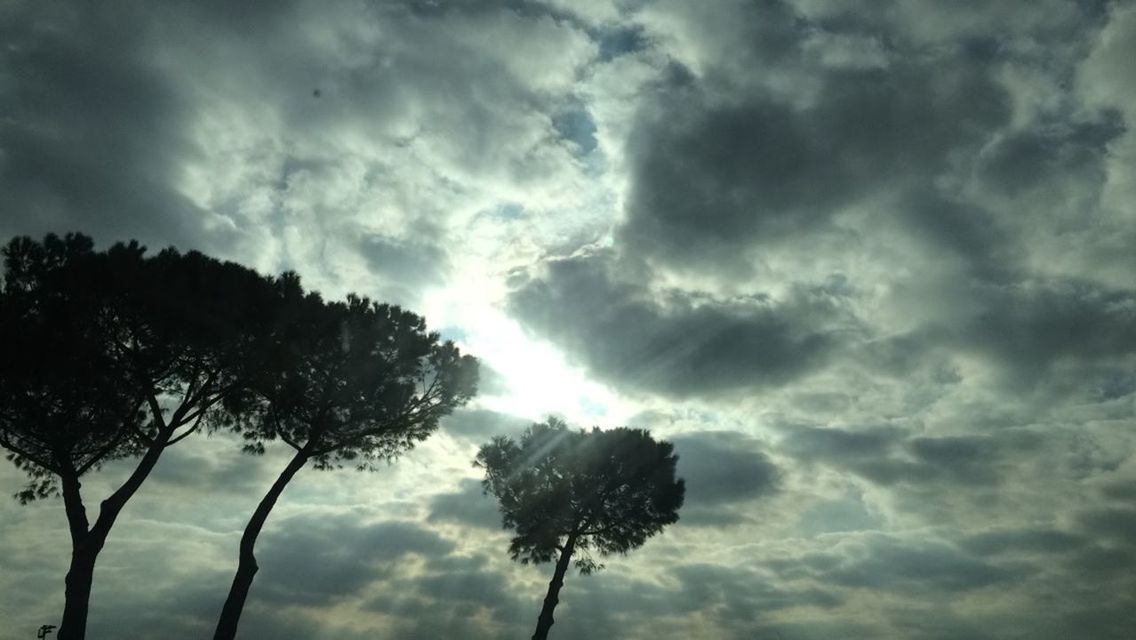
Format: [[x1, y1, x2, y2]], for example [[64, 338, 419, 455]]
[[145, 392, 167, 431], [278, 431, 303, 451], [0, 435, 58, 473], [76, 427, 131, 475], [58, 466, 90, 545], [165, 408, 208, 447]]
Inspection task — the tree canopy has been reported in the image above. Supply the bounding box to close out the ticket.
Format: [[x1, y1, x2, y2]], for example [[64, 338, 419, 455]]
[[0, 232, 278, 640], [213, 274, 478, 640], [0, 233, 146, 502], [0, 233, 275, 501], [233, 275, 479, 465], [476, 418, 684, 639], [0, 232, 481, 640]]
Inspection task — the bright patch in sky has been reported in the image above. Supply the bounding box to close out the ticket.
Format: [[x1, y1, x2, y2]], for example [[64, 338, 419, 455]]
[[422, 273, 634, 426]]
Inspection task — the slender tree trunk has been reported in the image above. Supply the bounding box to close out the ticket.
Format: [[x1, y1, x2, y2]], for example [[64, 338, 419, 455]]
[[56, 423, 179, 640], [214, 448, 310, 640], [58, 472, 93, 640], [59, 545, 99, 640], [532, 533, 577, 640]]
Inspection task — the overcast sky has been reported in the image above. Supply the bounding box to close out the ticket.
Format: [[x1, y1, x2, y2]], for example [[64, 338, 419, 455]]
[[2, 1, 1136, 638]]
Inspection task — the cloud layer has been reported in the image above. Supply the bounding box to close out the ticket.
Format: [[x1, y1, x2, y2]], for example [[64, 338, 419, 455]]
[[2, 0, 1135, 638]]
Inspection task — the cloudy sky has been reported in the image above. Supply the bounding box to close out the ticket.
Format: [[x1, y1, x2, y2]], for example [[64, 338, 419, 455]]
[[2, 0, 1136, 638]]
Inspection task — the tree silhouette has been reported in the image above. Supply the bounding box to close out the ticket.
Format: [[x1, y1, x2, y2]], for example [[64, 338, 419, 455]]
[[212, 277, 479, 640], [0, 233, 276, 640], [476, 418, 685, 640]]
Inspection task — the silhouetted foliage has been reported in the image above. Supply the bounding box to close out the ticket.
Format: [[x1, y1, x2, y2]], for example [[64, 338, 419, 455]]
[[1, 234, 146, 502], [213, 276, 478, 640], [476, 418, 685, 640], [0, 233, 277, 640]]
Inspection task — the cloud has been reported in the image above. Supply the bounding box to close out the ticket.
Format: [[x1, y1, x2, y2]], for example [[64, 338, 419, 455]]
[[370, 553, 532, 640], [502, 0, 1136, 412], [253, 513, 455, 606], [1, 0, 604, 301], [438, 407, 531, 443], [427, 478, 504, 531], [778, 424, 901, 463], [2, 1, 1135, 639], [669, 431, 781, 526], [774, 422, 1055, 491], [960, 527, 1089, 556], [620, 7, 1013, 275], [953, 278, 1136, 389], [672, 562, 842, 614], [795, 490, 883, 536], [508, 250, 861, 398], [807, 535, 1027, 593], [1074, 507, 1136, 548], [0, 3, 220, 252], [147, 433, 279, 496]]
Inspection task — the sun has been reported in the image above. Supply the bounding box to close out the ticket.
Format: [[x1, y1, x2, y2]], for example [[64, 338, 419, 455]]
[[420, 276, 634, 427], [471, 314, 631, 425]]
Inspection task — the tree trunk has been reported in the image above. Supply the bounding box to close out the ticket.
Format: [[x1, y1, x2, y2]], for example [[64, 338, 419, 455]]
[[214, 449, 310, 640], [58, 471, 93, 640], [532, 533, 577, 640], [58, 544, 99, 640], [53, 388, 215, 639], [56, 420, 181, 639]]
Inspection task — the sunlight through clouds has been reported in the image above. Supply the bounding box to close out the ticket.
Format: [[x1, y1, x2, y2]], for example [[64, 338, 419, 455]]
[[423, 282, 635, 427], [1, 0, 1134, 638]]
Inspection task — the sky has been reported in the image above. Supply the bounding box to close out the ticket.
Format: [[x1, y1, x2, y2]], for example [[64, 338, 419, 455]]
[[1, 0, 1135, 638]]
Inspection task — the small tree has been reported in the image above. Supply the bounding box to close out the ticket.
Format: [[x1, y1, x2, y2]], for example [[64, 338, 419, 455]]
[[476, 418, 685, 640], [212, 279, 478, 640], [0, 233, 276, 640]]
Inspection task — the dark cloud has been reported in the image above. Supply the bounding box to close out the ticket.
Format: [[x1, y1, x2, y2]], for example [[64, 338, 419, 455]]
[[960, 527, 1089, 556], [796, 490, 882, 535], [1063, 544, 1136, 590], [254, 514, 455, 606], [357, 234, 449, 303], [903, 435, 1002, 485], [1099, 478, 1136, 502], [0, 3, 223, 253], [956, 279, 1136, 388], [546, 567, 831, 640], [669, 431, 781, 526], [894, 190, 1014, 280], [620, 41, 1011, 273], [973, 115, 1123, 201], [375, 556, 532, 639], [777, 424, 1047, 488], [1047, 600, 1136, 640], [596, 24, 648, 61], [439, 407, 531, 443], [551, 101, 599, 156], [1075, 507, 1136, 548], [797, 535, 1028, 593], [147, 434, 277, 495], [778, 424, 901, 462], [881, 608, 1001, 640], [744, 620, 882, 640], [672, 563, 842, 615], [84, 580, 229, 640], [623, 96, 844, 266], [508, 251, 860, 398], [427, 478, 504, 531]]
